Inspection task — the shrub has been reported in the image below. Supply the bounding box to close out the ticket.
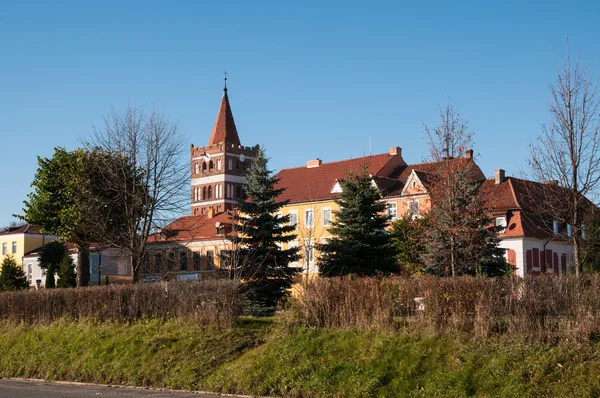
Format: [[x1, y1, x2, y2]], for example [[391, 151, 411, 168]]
[[284, 275, 600, 342], [0, 280, 242, 328]]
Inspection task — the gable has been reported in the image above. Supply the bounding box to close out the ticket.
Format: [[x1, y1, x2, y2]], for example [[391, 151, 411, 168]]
[[401, 170, 427, 196]]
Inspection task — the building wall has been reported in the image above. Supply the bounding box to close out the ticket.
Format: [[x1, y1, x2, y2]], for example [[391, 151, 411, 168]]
[[0, 233, 58, 269]]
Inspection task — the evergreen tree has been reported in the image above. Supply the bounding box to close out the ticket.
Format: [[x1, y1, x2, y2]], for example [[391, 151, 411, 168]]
[[56, 253, 77, 288], [229, 147, 299, 308], [317, 165, 398, 276], [422, 174, 508, 276], [39, 241, 66, 288], [390, 214, 429, 274], [0, 255, 28, 292]]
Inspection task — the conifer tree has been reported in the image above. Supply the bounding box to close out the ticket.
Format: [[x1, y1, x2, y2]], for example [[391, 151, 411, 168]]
[[0, 255, 28, 292], [317, 165, 398, 276], [229, 147, 299, 307], [57, 253, 77, 288], [422, 173, 507, 276]]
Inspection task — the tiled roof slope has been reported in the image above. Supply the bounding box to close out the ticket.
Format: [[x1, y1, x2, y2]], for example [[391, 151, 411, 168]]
[[207, 89, 241, 146], [0, 224, 42, 236], [275, 152, 403, 204], [147, 212, 231, 243], [386, 158, 484, 197]]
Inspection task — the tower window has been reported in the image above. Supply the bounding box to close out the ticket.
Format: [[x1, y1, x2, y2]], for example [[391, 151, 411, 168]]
[[228, 159, 233, 170], [202, 162, 207, 173], [209, 160, 214, 172], [217, 158, 222, 171], [207, 186, 213, 199]]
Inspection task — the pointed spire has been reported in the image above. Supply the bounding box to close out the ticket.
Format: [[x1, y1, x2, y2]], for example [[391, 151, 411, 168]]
[[208, 73, 241, 146]]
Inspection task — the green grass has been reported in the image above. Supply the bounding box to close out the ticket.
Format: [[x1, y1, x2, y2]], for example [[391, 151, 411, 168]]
[[0, 316, 272, 390], [2, 319, 600, 397]]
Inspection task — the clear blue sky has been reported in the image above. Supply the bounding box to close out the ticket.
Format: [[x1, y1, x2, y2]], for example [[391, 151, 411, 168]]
[[1, 0, 600, 226]]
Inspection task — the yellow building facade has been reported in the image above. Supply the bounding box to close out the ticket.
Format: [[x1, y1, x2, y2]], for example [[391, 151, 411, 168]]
[[0, 224, 58, 269]]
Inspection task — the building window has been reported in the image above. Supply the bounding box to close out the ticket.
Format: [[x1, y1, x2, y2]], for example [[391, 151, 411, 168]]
[[154, 253, 162, 273], [495, 216, 507, 233], [209, 160, 214, 172], [408, 201, 419, 218], [304, 239, 315, 265], [180, 252, 188, 271], [228, 159, 233, 170], [305, 209, 314, 228], [27, 264, 32, 282], [168, 252, 176, 271], [194, 163, 199, 175], [11, 241, 17, 254], [387, 202, 398, 220], [553, 220, 560, 235], [202, 162, 207, 173], [207, 186, 213, 199], [217, 158, 222, 171], [2, 242, 6, 255], [193, 252, 200, 271], [206, 250, 214, 269], [323, 208, 332, 227], [289, 211, 298, 229], [567, 223, 573, 238]]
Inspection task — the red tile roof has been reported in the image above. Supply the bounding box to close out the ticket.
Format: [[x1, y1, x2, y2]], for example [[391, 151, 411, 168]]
[[147, 212, 232, 243], [0, 224, 43, 236], [275, 152, 403, 204], [207, 89, 241, 146], [386, 158, 485, 197]]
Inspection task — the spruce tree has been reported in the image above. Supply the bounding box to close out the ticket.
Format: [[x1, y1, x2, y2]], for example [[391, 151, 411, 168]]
[[57, 253, 77, 288], [317, 165, 398, 276], [229, 147, 299, 307], [0, 255, 28, 292]]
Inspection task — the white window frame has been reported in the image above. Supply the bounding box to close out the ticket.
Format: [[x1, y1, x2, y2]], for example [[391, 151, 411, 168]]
[[322, 207, 332, 227], [217, 158, 222, 171], [553, 220, 560, 235], [408, 200, 419, 218], [305, 209, 314, 228], [288, 211, 298, 229], [387, 202, 398, 220], [495, 216, 507, 233], [2, 242, 6, 255], [12, 241, 17, 254], [303, 238, 315, 265]]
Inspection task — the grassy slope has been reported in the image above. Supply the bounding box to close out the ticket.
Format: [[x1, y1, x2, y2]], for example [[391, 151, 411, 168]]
[[2, 320, 600, 397], [207, 329, 600, 397], [0, 317, 272, 390]]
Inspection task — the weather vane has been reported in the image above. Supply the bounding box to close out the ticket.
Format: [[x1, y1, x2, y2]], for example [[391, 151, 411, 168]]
[[224, 70, 228, 89]]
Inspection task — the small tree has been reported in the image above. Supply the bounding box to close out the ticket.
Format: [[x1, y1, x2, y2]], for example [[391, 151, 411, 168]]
[[528, 43, 600, 276], [317, 165, 398, 277], [229, 147, 299, 308], [39, 241, 66, 288], [0, 256, 28, 292], [390, 214, 429, 274], [56, 253, 77, 288], [423, 173, 507, 276]]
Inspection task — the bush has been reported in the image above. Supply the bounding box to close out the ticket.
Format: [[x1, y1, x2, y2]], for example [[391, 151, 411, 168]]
[[0, 280, 242, 328], [284, 275, 600, 342], [0, 256, 28, 292]]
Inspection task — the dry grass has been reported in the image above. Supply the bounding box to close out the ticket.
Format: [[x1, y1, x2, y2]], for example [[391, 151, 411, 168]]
[[0, 280, 242, 328], [284, 275, 600, 342]]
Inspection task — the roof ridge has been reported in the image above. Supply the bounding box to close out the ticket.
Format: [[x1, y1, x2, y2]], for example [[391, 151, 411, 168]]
[[277, 152, 392, 172], [507, 178, 522, 209]]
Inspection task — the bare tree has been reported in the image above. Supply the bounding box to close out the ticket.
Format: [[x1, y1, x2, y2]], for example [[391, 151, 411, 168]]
[[528, 43, 600, 276], [88, 103, 189, 282]]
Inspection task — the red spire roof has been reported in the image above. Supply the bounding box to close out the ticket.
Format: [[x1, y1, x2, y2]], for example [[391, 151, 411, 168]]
[[207, 86, 241, 146]]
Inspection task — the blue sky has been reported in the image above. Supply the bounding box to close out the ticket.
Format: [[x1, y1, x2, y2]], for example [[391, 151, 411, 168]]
[[1, 0, 600, 226]]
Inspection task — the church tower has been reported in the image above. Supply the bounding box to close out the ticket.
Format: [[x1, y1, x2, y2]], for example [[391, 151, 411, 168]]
[[190, 79, 258, 216]]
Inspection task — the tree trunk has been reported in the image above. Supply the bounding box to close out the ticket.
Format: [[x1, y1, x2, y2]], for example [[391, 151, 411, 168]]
[[77, 245, 90, 287]]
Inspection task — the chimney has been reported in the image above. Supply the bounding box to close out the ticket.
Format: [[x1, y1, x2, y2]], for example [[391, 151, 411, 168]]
[[389, 147, 402, 156], [306, 158, 322, 168], [466, 149, 473, 159], [207, 207, 215, 219], [544, 180, 558, 186], [494, 169, 505, 185]]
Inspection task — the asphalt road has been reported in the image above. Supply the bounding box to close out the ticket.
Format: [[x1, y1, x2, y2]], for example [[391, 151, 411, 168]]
[[0, 379, 226, 398]]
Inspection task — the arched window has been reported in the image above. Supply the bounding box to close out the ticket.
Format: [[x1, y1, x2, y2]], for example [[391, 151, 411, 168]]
[[209, 160, 214, 172], [194, 163, 199, 175], [202, 186, 207, 200], [194, 187, 199, 202], [202, 162, 207, 173], [207, 185, 212, 199], [217, 158, 222, 171]]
